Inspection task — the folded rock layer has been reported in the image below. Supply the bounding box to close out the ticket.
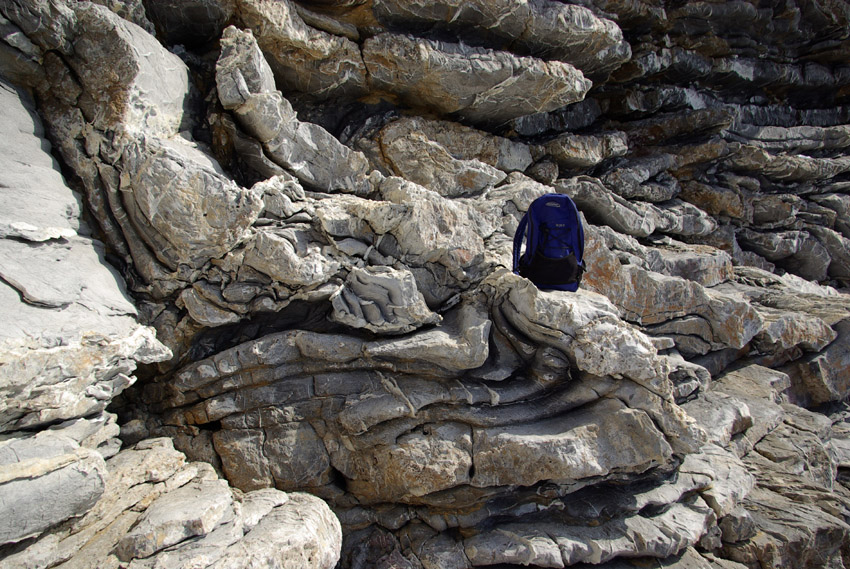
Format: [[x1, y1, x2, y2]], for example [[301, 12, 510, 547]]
[[1, 0, 850, 568]]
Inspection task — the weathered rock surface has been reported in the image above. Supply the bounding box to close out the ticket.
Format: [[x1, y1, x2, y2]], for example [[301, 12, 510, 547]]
[[362, 32, 591, 125], [2, 0, 850, 568], [372, 0, 631, 79], [0, 4, 344, 566]]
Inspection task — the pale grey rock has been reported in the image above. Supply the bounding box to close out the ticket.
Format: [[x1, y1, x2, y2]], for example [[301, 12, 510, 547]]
[[243, 227, 341, 288], [315, 177, 488, 277], [750, 193, 805, 228], [240, 488, 289, 531], [236, 0, 367, 100], [602, 154, 680, 201], [709, 364, 790, 457], [376, 121, 507, 197], [726, 123, 850, 154], [119, 136, 263, 270], [336, 422, 473, 503], [471, 397, 674, 488], [750, 305, 836, 357], [216, 26, 371, 193], [495, 272, 669, 388], [679, 180, 754, 224], [647, 242, 734, 288], [216, 25, 277, 109], [179, 286, 242, 328], [737, 228, 831, 282], [6, 2, 850, 568], [558, 177, 717, 239], [581, 225, 763, 351], [0, 437, 343, 569], [464, 497, 715, 566], [362, 33, 591, 125], [558, 175, 656, 237], [68, 3, 191, 137], [782, 319, 850, 408], [116, 479, 233, 561], [331, 266, 441, 334], [210, 493, 341, 569], [731, 144, 850, 183], [719, 506, 757, 544], [0, 79, 79, 242], [0, 432, 107, 545], [682, 394, 753, 448], [809, 225, 850, 285], [537, 130, 629, 170], [685, 445, 755, 520], [376, 116, 533, 173], [0, 73, 171, 434], [811, 193, 850, 238], [372, 0, 631, 78], [724, 446, 850, 569]]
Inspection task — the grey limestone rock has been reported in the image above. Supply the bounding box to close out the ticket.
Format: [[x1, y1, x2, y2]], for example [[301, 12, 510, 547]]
[[330, 265, 441, 334], [3, 0, 850, 568], [375, 116, 533, 173], [0, 431, 107, 545], [362, 32, 591, 125], [236, 0, 367, 100], [216, 25, 371, 193], [375, 119, 507, 197], [115, 479, 234, 560], [536, 130, 629, 170], [372, 0, 631, 78]]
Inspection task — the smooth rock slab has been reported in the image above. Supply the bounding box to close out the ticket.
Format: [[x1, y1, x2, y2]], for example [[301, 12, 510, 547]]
[[471, 398, 674, 488], [363, 33, 591, 125], [69, 3, 191, 137], [0, 432, 107, 545], [115, 479, 233, 560], [0, 78, 79, 242]]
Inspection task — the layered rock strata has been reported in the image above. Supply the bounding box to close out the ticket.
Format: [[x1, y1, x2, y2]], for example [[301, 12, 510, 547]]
[[1, 0, 850, 568]]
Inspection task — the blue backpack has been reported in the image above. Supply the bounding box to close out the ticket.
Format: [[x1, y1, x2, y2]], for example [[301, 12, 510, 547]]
[[512, 193, 585, 292]]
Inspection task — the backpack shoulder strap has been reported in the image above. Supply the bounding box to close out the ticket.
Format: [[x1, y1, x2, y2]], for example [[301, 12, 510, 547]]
[[563, 196, 584, 264], [512, 213, 529, 273]]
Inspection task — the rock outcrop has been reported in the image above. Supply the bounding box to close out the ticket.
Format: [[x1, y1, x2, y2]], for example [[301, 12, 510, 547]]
[[1, 0, 850, 568]]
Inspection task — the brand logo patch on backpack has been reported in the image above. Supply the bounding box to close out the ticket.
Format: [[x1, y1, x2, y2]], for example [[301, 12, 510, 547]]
[[512, 193, 585, 292]]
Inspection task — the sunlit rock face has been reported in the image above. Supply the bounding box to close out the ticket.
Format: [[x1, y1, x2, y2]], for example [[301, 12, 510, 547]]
[[2, 0, 850, 568]]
